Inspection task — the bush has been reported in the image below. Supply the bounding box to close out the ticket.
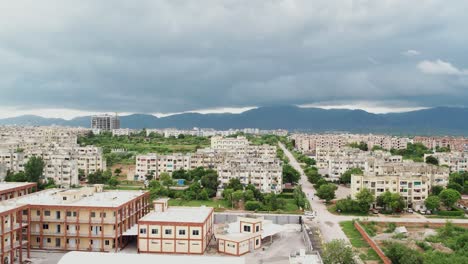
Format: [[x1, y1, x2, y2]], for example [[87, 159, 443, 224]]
[[385, 223, 396, 233], [437, 208, 464, 217], [245, 201, 262, 211]]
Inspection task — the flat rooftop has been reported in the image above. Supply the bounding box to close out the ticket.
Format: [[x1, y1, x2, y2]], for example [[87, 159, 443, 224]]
[[58, 251, 245, 264], [140, 206, 213, 223], [0, 182, 35, 192], [5, 188, 147, 208]]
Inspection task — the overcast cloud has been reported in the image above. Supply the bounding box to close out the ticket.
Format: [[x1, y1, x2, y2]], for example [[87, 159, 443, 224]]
[[1, 0, 468, 117]]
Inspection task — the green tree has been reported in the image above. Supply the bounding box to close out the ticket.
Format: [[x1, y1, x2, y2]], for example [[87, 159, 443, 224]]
[[172, 169, 190, 181], [439, 189, 461, 209], [226, 178, 244, 191], [159, 172, 173, 187], [377, 191, 404, 213], [424, 195, 440, 211], [245, 201, 262, 211], [107, 176, 120, 188], [355, 188, 374, 212], [322, 239, 355, 264], [282, 164, 300, 184], [340, 168, 363, 184], [384, 242, 424, 264], [425, 155, 439, 165], [316, 184, 337, 203], [314, 178, 328, 190], [25, 156, 45, 183], [231, 190, 244, 208], [200, 172, 219, 197], [78, 169, 86, 181], [244, 190, 255, 201], [114, 168, 122, 175], [431, 185, 444, 196]]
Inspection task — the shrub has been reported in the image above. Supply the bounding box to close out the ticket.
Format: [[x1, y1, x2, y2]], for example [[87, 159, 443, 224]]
[[245, 201, 262, 211], [385, 223, 396, 233], [437, 208, 464, 217]]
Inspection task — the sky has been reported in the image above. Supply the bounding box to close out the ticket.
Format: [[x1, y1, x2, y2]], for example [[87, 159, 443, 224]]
[[1, 0, 468, 119]]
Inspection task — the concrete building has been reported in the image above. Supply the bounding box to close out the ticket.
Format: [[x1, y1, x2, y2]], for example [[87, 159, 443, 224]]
[[424, 152, 468, 172], [351, 161, 449, 210], [0, 182, 37, 201], [137, 199, 214, 254], [211, 136, 249, 150], [216, 217, 263, 256], [3, 185, 151, 252], [134, 153, 192, 181], [414, 136, 468, 152], [91, 114, 120, 131], [0, 204, 30, 264], [217, 157, 282, 193]]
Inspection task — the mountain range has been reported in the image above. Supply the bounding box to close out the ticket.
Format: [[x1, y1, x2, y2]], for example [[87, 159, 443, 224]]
[[1, 106, 468, 135]]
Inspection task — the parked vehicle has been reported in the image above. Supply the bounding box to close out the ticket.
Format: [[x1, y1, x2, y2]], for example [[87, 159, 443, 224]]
[[371, 209, 379, 214], [425, 210, 432, 215], [407, 208, 414, 213]]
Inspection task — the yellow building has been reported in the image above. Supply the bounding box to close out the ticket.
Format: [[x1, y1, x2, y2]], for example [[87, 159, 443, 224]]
[[137, 200, 214, 254]]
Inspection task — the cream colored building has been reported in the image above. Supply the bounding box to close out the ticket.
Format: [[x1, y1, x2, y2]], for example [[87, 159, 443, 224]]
[[211, 136, 249, 150], [424, 152, 468, 172], [134, 153, 192, 181], [216, 217, 263, 256], [138, 199, 214, 254]]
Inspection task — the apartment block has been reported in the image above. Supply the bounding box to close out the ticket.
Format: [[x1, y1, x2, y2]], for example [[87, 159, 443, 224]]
[[3, 186, 151, 252], [134, 154, 192, 181], [414, 136, 468, 152], [211, 136, 249, 150], [217, 157, 282, 193], [138, 199, 214, 254], [351, 174, 431, 211], [424, 152, 468, 172], [91, 114, 120, 131]]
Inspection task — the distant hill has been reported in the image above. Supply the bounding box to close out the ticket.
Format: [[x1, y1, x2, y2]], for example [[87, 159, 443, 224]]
[[1, 106, 468, 135]]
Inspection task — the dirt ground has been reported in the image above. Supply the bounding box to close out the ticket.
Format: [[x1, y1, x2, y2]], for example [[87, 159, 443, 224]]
[[111, 164, 135, 181]]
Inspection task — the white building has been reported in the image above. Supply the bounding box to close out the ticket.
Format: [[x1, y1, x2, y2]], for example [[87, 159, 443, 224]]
[[91, 114, 120, 131]]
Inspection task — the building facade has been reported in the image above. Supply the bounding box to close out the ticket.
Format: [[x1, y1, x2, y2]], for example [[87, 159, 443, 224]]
[[91, 114, 120, 131], [137, 199, 214, 254]]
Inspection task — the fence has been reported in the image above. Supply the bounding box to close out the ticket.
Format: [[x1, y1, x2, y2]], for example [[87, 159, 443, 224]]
[[353, 221, 391, 264], [214, 212, 301, 224]]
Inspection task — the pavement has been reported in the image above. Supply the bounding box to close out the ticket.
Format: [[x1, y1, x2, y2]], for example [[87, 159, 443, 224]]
[[278, 143, 468, 244]]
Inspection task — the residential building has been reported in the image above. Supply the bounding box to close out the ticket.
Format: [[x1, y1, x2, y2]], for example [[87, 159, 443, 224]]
[[137, 199, 214, 254], [211, 136, 249, 150], [134, 154, 192, 181], [91, 114, 120, 131], [424, 152, 468, 172]]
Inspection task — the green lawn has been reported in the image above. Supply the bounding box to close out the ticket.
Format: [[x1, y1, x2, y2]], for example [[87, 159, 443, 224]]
[[168, 198, 230, 209], [340, 221, 382, 263], [328, 205, 371, 216]]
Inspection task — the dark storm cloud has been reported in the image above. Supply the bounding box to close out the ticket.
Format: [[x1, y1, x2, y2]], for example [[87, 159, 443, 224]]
[[1, 0, 468, 114]]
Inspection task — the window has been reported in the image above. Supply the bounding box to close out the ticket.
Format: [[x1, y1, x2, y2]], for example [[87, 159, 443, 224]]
[[66, 211, 72, 217], [46, 238, 51, 243], [100, 212, 106, 218], [243, 225, 251, 232], [140, 228, 147, 234], [192, 230, 199, 236], [179, 230, 186, 235], [36, 237, 40, 243], [91, 212, 96, 218], [105, 240, 110, 246], [256, 226, 260, 232], [36, 210, 40, 216], [43, 224, 49, 230], [165, 229, 172, 235], [151, 229, 158, 234], [256, 239, 259, 245], [44, 211, 51, 216]]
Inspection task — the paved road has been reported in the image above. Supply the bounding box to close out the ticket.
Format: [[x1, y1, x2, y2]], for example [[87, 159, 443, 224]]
[[278, 143, 468, 243]]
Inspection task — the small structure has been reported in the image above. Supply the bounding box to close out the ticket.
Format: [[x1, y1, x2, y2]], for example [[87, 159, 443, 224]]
[[289, 249, 323, 264], [216, 216, 285, 256], [137, 199, 214, 254], [394, 226, 408, 235]]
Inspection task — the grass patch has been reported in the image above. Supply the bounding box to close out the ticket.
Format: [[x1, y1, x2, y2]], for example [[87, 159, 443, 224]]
[[328, 205, 370, 216], [425, 215, 466, 219], [340, 221, 382, 262]]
